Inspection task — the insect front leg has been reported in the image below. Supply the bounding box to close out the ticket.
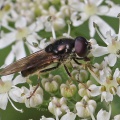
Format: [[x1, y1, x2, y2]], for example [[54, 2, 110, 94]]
[[73, 57, 90, 65]]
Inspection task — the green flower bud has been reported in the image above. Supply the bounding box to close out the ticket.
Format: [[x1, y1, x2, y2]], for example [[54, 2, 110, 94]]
[[41, 74, 62, 92], [60, 83, 77, 98]]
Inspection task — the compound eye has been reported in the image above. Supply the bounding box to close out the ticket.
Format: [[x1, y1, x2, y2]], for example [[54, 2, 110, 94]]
[[75, 36, 90, 57]]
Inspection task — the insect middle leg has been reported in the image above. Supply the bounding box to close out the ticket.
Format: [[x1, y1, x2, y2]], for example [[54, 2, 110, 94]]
[[40, 63, 60, 73], [63, 64, 72, 78]]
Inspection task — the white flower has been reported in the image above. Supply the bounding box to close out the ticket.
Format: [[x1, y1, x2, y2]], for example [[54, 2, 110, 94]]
[[42, 6, 66, 32], [48, 97, 69, 119], [0, 74, 26, 112], [0, 16, 43, 66], [76, 96, 97, 118], [89, 67, 120, 102], [91, 17, 120, 66], [106, 1, 120, 17], [22, 85, 43, 108], [70, 0, 115, 37], [0, 0, 14, 27]]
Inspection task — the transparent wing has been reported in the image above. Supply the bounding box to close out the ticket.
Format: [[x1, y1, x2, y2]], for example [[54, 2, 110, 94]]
[[0, 50, 58, 76]]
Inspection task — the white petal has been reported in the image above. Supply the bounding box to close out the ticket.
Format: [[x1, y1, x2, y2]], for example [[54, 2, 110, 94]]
[[5, 51, 15, 65], [39, 38, 48, 49], [40, 116, 55, 120], [106, 5, 120, 17], [60, 112, 76, 120], [97, 6, 109, 15], [26, 34, 40, 52], [44, 21, 52, 32], [12, 41, 26, 60], [0, 32, 16, 48], [89, 18, 95, 37], [29, 20, 44, 32], [76, 102, 85, 117], [13, 75, 26, 85], [89, 85, 101, 96], [15, 17, 27, 28], [92, 46, 108, 57], [71, 12, 88, 26], [0, 93, 8, 110], [9, 87, 23, 103], [97, 109, 110, 120], [53, 18, 66, 30], [116, 86, 120, 97], [101, 92, 113, 102], [71, 2, 85, 11], [105, 31, 112, 45], [104, 54, 117, 66], [89, 16, 115, 37], [114, 114, 120, 120], [113, 68, 119, 80], [89, 0, 103, 6], [1, 74, 14, 81]]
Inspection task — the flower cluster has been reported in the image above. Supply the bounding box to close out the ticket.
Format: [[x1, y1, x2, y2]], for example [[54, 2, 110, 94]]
[[1, 0, 120, 120]]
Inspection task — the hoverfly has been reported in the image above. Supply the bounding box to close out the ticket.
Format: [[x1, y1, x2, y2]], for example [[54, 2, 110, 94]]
[[0, 36, 91, 77]]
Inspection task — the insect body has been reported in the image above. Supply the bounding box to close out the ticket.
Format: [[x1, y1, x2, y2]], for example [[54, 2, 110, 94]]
[[0, 36, 91, 77]]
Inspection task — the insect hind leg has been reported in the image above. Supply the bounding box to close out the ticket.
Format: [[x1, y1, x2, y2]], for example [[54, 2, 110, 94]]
[[27, 63, 60, 99]]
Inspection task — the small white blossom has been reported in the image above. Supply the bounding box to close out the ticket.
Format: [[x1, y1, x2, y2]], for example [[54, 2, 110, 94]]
[[78, 80, 93, 97], [76, 96, 97, 118], [48, 97, 69, 119], [91, 17, 120, 66], [22, 85, 43, 108], [0, 16, 43, 65], [89, 66, 120, 102], [0, 74, 26, 112], [41, 6, 66, 32], [70, 0, 115, 37]]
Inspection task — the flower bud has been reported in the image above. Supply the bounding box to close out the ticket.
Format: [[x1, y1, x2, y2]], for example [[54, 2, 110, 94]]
[[41, 74, 62, 92], [71, 69, 88, 82], [60, 83, 77, 98]]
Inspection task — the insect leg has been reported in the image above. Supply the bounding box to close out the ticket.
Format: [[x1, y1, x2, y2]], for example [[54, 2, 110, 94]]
[[40, 62, 60, 73], [63, 64, 72, 78], [73, 58, 82, 65], [27, 83, 40, 99], [73, 57, 90, 65], [27, 63, 60, 99], [75, 57, 90, 61]]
